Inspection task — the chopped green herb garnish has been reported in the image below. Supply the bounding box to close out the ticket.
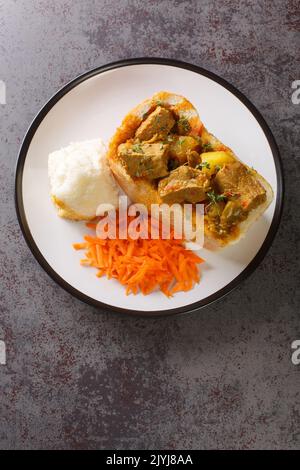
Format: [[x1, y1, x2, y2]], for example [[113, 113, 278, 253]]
[[132, 143, 143, 153], [202, 143, 213, 152], [207, 191, 227, 204], [196, 161, 211, 170], [215, 164, 221, 172], [156, 99, 163, 106], [178, 117, 191, 133]]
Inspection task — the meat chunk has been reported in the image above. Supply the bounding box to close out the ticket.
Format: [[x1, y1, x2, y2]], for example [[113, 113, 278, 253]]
[[135, 106, 175, 141], [158, 166, 210, 204], [214, 162, 266, 212], [187, 150, 201, 168], [118, 141, 169, 179]]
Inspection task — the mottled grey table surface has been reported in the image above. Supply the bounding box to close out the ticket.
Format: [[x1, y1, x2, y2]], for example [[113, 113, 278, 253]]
[[0, 0, 299, 450]]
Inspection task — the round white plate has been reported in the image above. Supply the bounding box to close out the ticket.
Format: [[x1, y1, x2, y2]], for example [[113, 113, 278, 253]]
[[15, 59, 283, 316]]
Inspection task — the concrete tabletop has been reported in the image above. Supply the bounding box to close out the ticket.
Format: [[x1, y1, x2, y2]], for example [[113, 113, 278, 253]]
[[0, 0, 299, 450]]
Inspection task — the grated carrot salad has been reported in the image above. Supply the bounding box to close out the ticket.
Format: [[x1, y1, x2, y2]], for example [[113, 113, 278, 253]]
[[73, 215, 204, 297]]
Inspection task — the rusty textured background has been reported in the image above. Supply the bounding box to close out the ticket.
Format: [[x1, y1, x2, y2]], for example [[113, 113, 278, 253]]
[[0, 0, 299, 450]]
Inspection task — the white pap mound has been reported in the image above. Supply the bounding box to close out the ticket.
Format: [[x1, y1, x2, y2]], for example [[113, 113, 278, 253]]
[[48, 139, 119, 220]]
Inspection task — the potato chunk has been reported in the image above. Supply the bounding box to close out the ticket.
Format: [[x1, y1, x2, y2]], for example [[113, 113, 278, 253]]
[[200, 151, 235, 176]]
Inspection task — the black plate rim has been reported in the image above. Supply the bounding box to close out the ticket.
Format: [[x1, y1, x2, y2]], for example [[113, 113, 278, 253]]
[[15, 57, 284, 318]]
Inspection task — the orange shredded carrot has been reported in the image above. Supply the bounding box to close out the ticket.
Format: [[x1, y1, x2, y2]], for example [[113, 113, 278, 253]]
[[73, 242, 87, 250], [73, 214, 204, 297]]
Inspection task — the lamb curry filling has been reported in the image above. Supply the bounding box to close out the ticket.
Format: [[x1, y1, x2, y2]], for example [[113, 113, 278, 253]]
[[117, 104, 267, 241]]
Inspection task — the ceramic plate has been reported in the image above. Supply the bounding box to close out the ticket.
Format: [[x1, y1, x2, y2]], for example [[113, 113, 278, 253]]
[[15, 59, 283, 316]]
